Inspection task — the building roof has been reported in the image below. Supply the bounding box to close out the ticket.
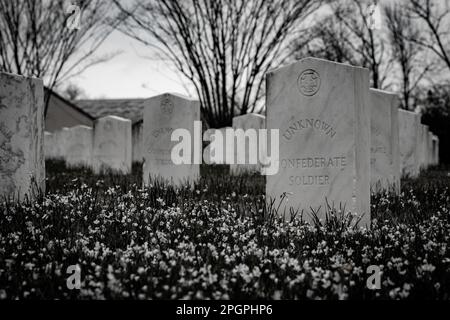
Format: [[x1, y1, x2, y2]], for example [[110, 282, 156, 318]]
[[45, 88, 96, 121], [75, 98, 147, 124]]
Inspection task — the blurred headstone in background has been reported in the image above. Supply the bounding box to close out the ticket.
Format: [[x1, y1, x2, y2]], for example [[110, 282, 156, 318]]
[[93, 115, 132, 174], [369, 89, 400, 193]]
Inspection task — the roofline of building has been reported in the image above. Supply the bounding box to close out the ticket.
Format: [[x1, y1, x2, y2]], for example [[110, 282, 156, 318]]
[[45, 87, 96, 121]]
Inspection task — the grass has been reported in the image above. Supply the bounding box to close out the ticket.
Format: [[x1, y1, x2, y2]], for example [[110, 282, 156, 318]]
[[0, 161, 449, 300]]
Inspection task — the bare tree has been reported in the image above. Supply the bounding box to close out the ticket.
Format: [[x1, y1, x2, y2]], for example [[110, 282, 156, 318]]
[[62, 83, 86, 101], [295, 13, 359, 65], [331, 0, 392, 89], [384, 3, 435, 110], [0, 0, 117, 113], [405, 0, 450, 72], [113, 0, 322, 127]]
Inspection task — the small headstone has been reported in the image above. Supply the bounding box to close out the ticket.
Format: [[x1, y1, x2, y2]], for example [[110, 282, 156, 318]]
[[399, 110, 420, 177], [0, 72, 45, 200], [132, 122, 143, 163], [143, 93, 200, 186], [266, 57, 371, 227], [66, 125, 93, 168], [230, 114, 266, 175], [369, 89, 400, 193], [93, 115, 132, 174]]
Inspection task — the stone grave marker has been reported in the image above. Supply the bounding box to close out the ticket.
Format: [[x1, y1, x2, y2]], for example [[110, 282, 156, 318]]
[[66, 125, 93, 168], [399, 110, 420, 177], [143, 93, 200, 186], [266, 57, 371, 227], [0, 72, 44, 200], [93, 115, 132, 174], [369, 89, 400, 193]]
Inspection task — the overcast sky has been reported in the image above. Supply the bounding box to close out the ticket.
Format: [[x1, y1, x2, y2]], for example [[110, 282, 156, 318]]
[[69, 29, 191, 100]]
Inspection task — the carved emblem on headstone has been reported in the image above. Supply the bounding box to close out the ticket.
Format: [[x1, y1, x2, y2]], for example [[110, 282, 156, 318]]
[[298, 69, 321, 96], [161, 95, 174, 115]]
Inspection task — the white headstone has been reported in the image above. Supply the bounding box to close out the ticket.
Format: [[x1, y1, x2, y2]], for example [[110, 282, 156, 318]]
[[230, 114, 266, 175], [143, 93, 200, 186], [399, 110, 420, 177], [66, 125, 93, 168], [0, 72, 45, 200], [369, 89, 400, 193], [93, 115, 132, 174], [132, 122, 143, 163], [266, 58, 371, 227]]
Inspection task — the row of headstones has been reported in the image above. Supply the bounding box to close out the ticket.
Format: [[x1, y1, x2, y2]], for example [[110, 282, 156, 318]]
[[0, 58, 440, 227], [44, 116, 132, 174], [43, 100, 439, 183]]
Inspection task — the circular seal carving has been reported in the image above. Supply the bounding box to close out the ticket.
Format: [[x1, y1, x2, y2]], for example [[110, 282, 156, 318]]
[[161, 95, 174, 115], [103, 120, 112, 131], [298, 69, 321, 96]]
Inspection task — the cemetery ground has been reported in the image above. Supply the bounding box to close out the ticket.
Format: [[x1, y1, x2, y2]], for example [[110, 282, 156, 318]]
[[1, 160, 450, 300]]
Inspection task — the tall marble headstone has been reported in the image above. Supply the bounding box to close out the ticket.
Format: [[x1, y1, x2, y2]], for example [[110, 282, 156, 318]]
[[0, 72, 44, 199], [93, 116, 132, 174], [230, 114, 266, 175], [66, 125, 93, 168], [369, 89, 400, 193], [399, 110, 420, 177], [266, 58, 371, 227], [143, 93, 200, 186]]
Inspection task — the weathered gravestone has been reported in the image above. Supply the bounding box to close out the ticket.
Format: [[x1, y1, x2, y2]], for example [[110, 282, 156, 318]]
[[143, 93, 200, 186], [399, 110, 420, 177], [369, 89, 400, 193], [93, 115, 132, 174], [66, 125, 93, 168], [0, 72, 44, 200], [266, 58, 371, 227], [230, 114, 266, 175], [132, 122, 143, 163], [203, 127, 233, 165]]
